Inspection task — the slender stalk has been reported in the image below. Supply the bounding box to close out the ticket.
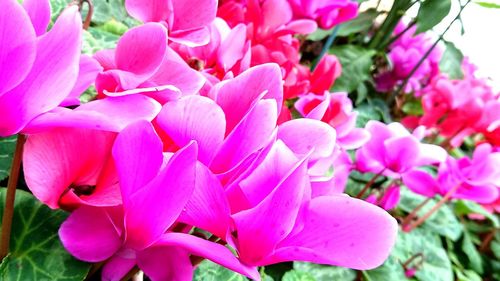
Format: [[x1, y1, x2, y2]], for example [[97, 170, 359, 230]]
[[401, 197, 432, 227], [355, 169, 385, 199], [0, 134, 26, 259], [312, 25, 340, 70], [479, 228, 497, 253], [403, 184, 461, 232], [390, 0, 472, 101]]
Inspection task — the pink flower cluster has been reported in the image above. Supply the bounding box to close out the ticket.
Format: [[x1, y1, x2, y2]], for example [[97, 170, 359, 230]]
[[0, 0, 400, 280], [375, 22, 441, 94]]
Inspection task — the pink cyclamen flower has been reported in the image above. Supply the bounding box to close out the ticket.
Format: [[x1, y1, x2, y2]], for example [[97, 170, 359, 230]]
[[59, 121, 259, 281], [94, 23, 205, 103], [295, 92, 370, 150], [356, 121, 447, 178], [288, 0, 359, 29], [403, 143, 500, 203], [125, 0, 217, 46], [365, 185, 401, 211], [0, 0, 82, 136]]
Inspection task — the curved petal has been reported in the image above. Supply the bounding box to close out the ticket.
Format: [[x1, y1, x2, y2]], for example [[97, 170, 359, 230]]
[[125, 0, 172, 23], [102, 254, 136, 281], [124, 142, 198, 250], [402, 170, 439, 198], [59, 206, 122, 262], [115, 23, 167, 75], [156, 233, 260, 280], [178, 162, 231, 239], [157, 95, 225, 165], [0, 6, 81, 136], [278, 119, 336, 160], [171, 0, 217, 31], [22, 0, 51, 36], [112, 121, 163, 202], [137, 246, 193, 281], [61, 55, 103, 107], [23, 127, 116, 209], [233, 154, 310, 264], [0, 0, 36, 96], [267, 195, 398, 270], [383, 136, 420, 174], [212, 63, 283, 133]]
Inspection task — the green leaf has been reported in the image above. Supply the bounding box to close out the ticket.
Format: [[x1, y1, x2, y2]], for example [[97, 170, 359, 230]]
[[454, 268, 482, 281], [475, 1, 500, 8], [97, 19, 129, 36], [90, 0, 140, 27], [50, 0, 69, 24], [461, 231, 483, 273], [415, 0, 452, 33], [355, 103, 381, 128], [337, 9, 380, 37], [399, 187, 463, 241], [330, 45, 376, 93], [0, 137, 17, 182], [454, 200, 499, 227], [307, 28, 335, 41], [82, 28, 120, 54], [294, 262, 357, 281], [440, 42, 464, 79], [402, 98, 424, 116], [193, 260, 246, 281], [282, 270, 315, 281], [365, 228, 453, 281], [0, 189, 90, 280]]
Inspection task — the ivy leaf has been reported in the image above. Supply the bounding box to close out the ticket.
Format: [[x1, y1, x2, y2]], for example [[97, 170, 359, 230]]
[[0, 137, 17, 182], [461, 231, 483, 274], [282, 270, 315, 281], [415, 0, 452, 33], [0, 189, 90, 280], [193, 260, 246, 281], [294, 262, 356, 281], [365, 228, 453, 281], [337, 9, 380, 37], [440, 42, 464, 79], [399, 187, 463, 241], [330, 45, 376, 93]]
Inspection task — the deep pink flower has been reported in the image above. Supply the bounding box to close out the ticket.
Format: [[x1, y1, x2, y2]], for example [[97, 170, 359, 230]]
[[403, 143, 500, 203], [59, 121, 259, 281], [356, 121, 447, 178], [125, 0, 217, 46], [0, 1, 82, 136], [288, 0, 359, 29]]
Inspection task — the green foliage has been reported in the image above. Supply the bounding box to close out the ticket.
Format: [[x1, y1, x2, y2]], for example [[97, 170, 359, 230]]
[[415, 0, 452, 33], [193, 260, 247, 281], [0, 189, 90, 280], [282, 270, 315, 281], [82, 28, 120, 54], [293, 262, 357, 281], [329, 45, 376, 93], [475, 1, 500, 8], [337, 9, 380, 37], [0, 137, 17, 182], [454, 200, 499, 227], [440, 42, 464, 79]]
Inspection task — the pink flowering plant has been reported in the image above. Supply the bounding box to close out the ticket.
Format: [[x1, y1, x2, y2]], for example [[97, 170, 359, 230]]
[[0, 0, 499, 280]]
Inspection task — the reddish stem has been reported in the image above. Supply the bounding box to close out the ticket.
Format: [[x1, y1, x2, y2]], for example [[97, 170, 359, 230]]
[[0, 134, 26, 259], [356, 169, 385, 199], [401, 197, 432, 227]]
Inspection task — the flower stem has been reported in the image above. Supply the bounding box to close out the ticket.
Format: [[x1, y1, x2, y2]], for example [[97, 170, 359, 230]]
[[0, 134, 26, 260], [401, 197, 432, 227], [312, 25, 340, 70], [403, 184, 460, 232], [355, 169, 385, 199]]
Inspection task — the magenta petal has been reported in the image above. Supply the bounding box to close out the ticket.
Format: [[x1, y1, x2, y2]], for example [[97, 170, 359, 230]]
[[278, 119, 336, 160], [383, 136, 420, 174], [169, 26, 211, 47], [210, 99, 278, 174], [125, 0, 172, 23], [171, 0, 217, 31], [25, 95, 161, 133], [269, 196, 398, 270], [23, 127, 116, 208], [402, 170, 439, 198], [0, 6, 81, 136], [137, 246, 193, 281], [62, 55, 103, 107], [156, 233, 260, 280], [112, 121, 163, 202], [178, 163, 231, 239], [59, 206, 122, 262], [233, 154, 310, 264], [0, 0, 36, 96], [22, 0, 51, 36], [124, 142, 198, 250], [158, 95, 225, 165], [102, 254, 136, 281], [115, 23, 167, 75], [217, 24, 247, 71], [213, 63, 283, 133]]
